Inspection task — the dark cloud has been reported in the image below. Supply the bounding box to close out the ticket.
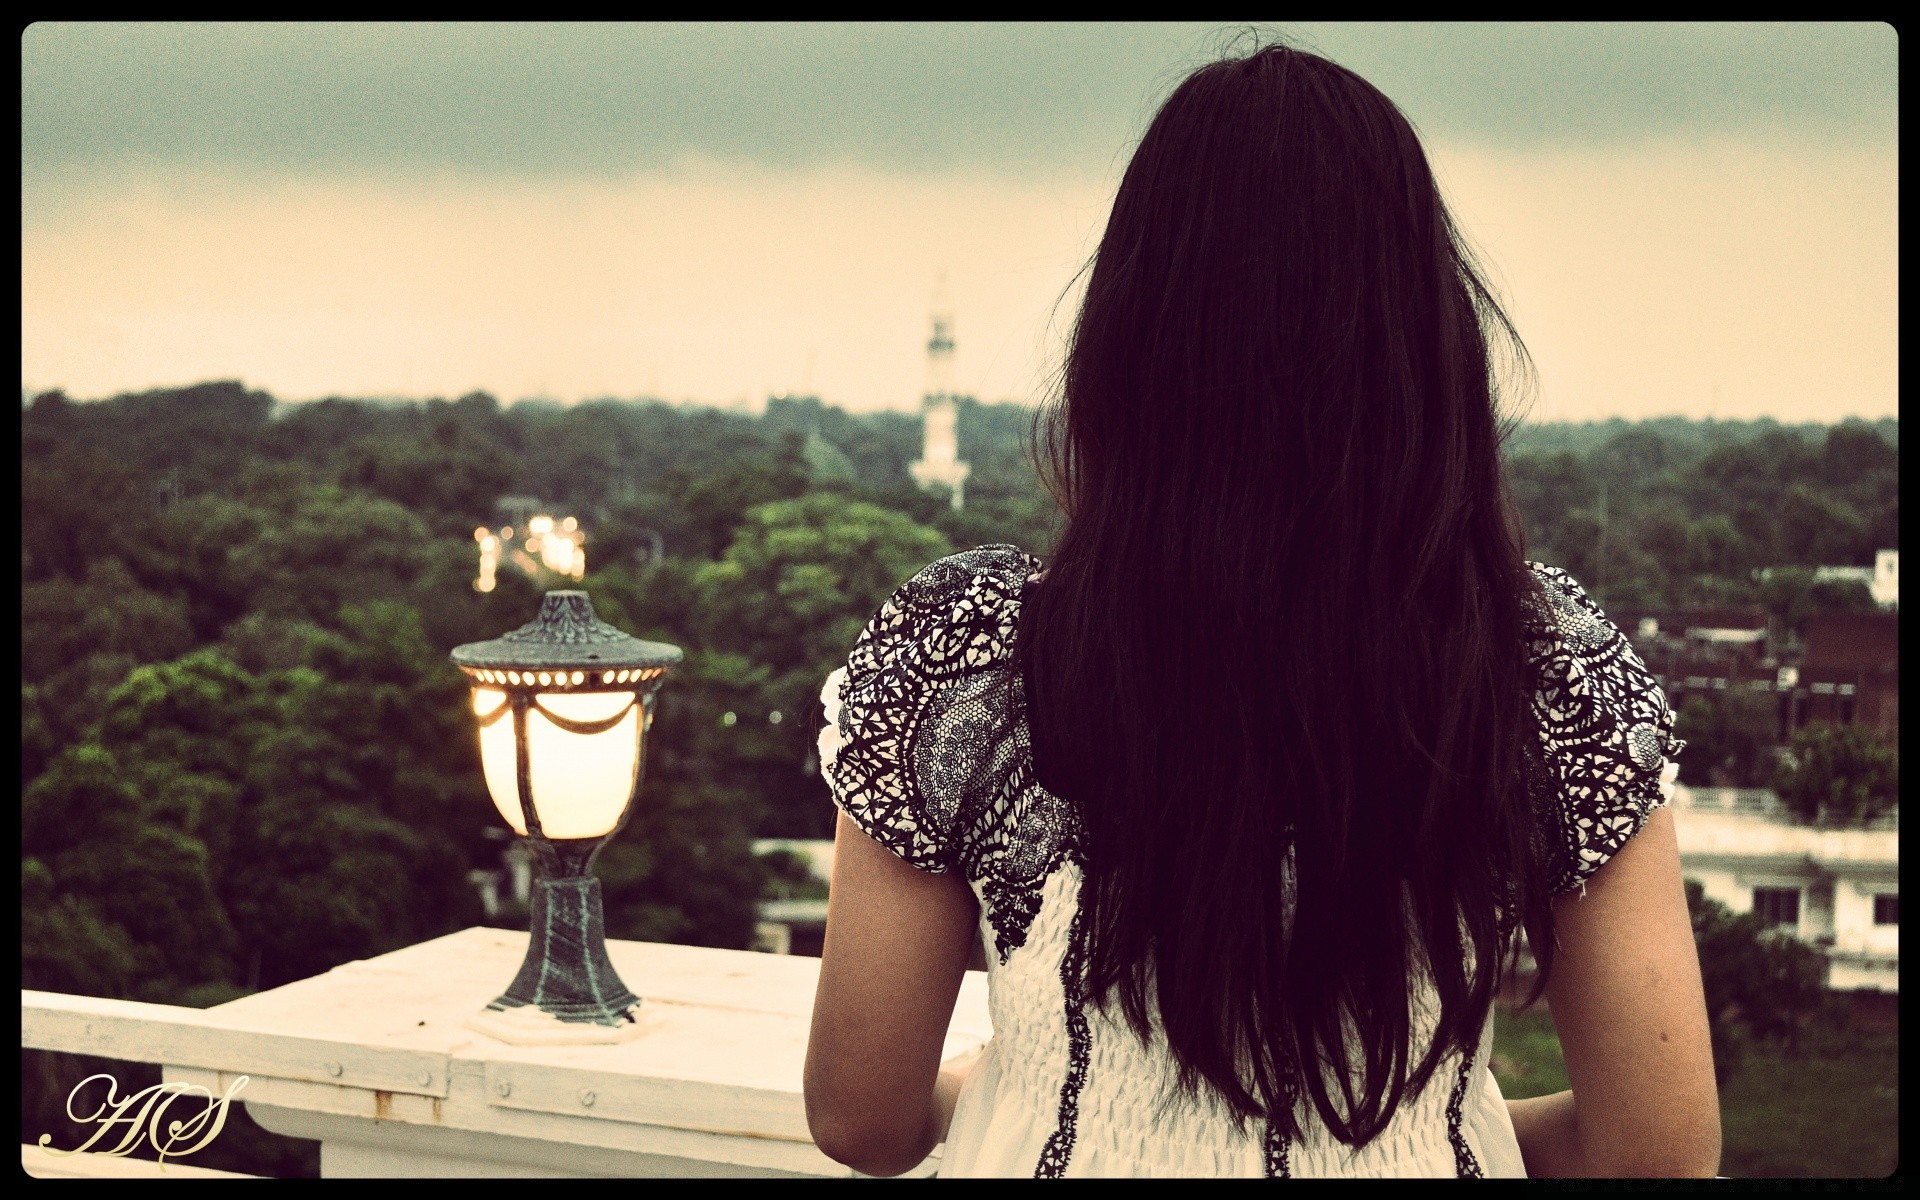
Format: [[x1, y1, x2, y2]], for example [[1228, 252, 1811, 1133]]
[[21, 21, 1895, 183]]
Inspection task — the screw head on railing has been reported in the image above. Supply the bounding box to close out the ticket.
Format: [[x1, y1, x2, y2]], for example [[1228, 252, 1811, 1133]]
[[579, 1089, 597, 1108], [325, 1062, 344, 1078]]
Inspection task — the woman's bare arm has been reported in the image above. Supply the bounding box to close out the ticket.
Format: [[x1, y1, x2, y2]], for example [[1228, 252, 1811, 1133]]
[[1507, 807, 1721, 1177], [804, 811, 982, 1176]]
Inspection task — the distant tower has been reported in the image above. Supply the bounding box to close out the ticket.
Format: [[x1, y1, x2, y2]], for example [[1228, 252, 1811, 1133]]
[[908, 281, 970, 510]]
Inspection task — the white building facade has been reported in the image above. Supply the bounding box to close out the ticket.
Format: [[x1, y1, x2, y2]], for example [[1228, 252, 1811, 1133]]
[[1673, 785, 1899, 992]]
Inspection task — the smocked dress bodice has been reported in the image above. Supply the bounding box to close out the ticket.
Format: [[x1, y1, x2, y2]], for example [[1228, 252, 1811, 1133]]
[[816, 545, 1682, 1178]]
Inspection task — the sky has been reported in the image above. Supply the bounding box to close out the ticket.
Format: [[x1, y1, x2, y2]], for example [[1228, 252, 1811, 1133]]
[[20, 22, 1898, 422]]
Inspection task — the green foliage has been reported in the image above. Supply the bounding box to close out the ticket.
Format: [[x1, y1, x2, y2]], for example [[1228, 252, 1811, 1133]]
[[674, 435, 815, 560], [21, 635, 489, 997], [684, 493, 952, 835], [695, 492, 952, 675], [1756, 567, 1879, 638], [23, 741, 237, 1001], [1488, 1001, 1571, 1101], [343, 415, 515, 538], [1770, 723, 1899, 826], [597, 774, 769, 949], [1685, 881, 1829, 1087], [1672, 690, 1780, 788], [1492, 996, 1898, 1177], [1505, 420, 1897, 609], [1714, 1002, 1898, 1178]]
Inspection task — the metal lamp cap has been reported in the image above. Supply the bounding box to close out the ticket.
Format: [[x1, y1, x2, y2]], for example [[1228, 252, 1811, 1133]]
[[451, 591, 683, 674]]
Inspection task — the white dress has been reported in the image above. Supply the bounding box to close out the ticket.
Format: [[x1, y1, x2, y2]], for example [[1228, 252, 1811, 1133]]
[[816, 546, 1681, 1178]]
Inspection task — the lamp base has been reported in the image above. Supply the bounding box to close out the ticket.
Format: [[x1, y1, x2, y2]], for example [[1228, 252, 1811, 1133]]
[[468, 874, 651, 1045], [465, 1000, 658, 1046]]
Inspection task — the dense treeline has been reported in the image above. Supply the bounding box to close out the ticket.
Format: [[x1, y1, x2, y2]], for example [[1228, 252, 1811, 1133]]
[[19, 384, 1898, 979], [1504, 417, 1897, 612], [19, 383, 1060, 1002]]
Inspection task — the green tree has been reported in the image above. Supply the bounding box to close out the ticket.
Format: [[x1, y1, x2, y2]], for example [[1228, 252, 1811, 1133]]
[[23, 741, 237, 1001], [342, 416, 516, 538], [687, 492, 951, 835], [693, 492, 952, 677], [1672, 690, 1778, 788], [1687, 514, 1756, 580], [1775, 484, 1868, 566], [1771, 723, 1899, 826], [932, 493, 1062, 562], [673, 435, 814, 560], [1506, 450, 1596, 568], [44, 633, 490, 994], [1686, 881, 1829, 1087]]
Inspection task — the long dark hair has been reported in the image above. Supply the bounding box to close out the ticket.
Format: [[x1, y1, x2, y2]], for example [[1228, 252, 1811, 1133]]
[[1018, 42, 1553, 1147]]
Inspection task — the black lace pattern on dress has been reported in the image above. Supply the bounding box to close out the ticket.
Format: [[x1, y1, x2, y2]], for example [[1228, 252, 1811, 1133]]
[[1523, 563, 1684, 896], [827, 544, 1075, 960], [1262, 1121, 1289, 1179], [1445, 1051, 1482, 1177], [1260, 1070, 1302, 1178], [1034, 898, 1092, 1178]]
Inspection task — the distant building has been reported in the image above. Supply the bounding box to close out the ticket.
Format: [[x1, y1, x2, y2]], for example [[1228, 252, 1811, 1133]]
[[1798, 610, 1899, 736], [751, 839, 833, 957], [908, 299, 970, 510], [748, 834, 991, 969], [1809, 548, 1899, 610], [1620, 591, 1901, 748], [1617, 608, 1776, 749], [1674, 785, 1898, 993], [1619, 606, 1772, 666]]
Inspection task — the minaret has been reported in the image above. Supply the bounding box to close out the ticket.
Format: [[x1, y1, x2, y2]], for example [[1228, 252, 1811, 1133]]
[[908, 281, 971, 510]]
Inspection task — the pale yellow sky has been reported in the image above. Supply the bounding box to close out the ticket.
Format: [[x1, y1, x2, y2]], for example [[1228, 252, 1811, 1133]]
[[20, 23, 1897, 422], [21, 136, 1894, 421]]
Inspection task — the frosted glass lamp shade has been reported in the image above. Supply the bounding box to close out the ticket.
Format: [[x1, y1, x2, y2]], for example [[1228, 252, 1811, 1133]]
[[473, 689, 640, 839], [451, 590, 682, 847]]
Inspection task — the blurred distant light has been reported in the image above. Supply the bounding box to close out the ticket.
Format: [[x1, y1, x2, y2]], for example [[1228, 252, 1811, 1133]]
[[476, 527, 501, 593], [563, 516, 578, 532], [530, 515, 555, 536], [768, 710, 783, 725], [721, 711, 738, 727]]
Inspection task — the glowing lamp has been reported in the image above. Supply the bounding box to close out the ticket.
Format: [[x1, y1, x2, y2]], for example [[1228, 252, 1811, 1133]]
[[451, 591, 682, 1044]]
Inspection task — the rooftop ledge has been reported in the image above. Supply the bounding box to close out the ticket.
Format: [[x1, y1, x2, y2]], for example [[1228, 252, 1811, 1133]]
[[23, 927, 993, 1178], [1673, 807, 1899, 873]]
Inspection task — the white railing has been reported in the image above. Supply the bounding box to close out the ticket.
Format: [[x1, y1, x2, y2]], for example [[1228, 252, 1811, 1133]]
[[24, 928, 993, 1178], [1674, 786, 1899, 835]]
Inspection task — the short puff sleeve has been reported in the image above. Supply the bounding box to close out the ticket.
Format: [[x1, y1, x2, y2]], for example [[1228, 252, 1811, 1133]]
[[1524, 564, 1687, 896], [817, 545, 1038, 874]]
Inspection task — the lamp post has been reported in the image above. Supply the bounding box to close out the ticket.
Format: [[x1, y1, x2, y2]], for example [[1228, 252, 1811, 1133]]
[[451, 591, 682, 1045]]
